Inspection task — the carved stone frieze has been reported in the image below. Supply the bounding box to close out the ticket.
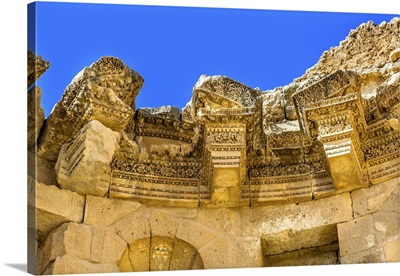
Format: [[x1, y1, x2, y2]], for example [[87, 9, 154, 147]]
[[37, 57, 143, 161]]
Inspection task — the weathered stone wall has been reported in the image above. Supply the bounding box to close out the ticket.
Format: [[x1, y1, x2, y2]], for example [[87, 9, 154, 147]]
[[32, 175, 398, 274], [28, 18, 400, 275]]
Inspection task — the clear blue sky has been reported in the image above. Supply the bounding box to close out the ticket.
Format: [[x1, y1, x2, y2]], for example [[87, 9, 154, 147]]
[[28, 2, 397, 117]]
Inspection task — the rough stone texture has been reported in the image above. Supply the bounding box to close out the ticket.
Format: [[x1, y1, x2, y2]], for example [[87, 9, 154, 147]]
[[30, 18, 400, 274], [42, 255, 119, 275], [261, 224, 338, 256], [240, 193, 352, 237], [351, 177, 399, 218], [27, 86, 45, 148], [264, 244, 338, 267], [149, 209, 180, 238], [338, 180, 399, 263], [298, 18, 400, 80], [37, 56, 143, 162], [198, 236, 234, 269], [175, 220, 218, 250], [232, 237, 264, 268], [112, 206, 151, 244], [90, 225, 127, 263], [37, 223, 92, 274], [55, 120, 120, 196], [28, 176, 85, 242], [84, 195, 141, 226], [28, 151, 57, 185], [27, 48, 50, 88]]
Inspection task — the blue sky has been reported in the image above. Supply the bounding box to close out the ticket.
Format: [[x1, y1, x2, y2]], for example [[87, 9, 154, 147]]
[[28, 2, 398, 117]]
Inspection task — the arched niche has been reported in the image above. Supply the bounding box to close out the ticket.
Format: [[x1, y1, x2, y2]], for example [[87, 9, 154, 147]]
[[118, 236, 204, 272]]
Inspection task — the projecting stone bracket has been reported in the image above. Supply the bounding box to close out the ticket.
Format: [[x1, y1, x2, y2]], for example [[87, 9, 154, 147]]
[[320, 134, 368, 192], [204, 124, 247, 207]]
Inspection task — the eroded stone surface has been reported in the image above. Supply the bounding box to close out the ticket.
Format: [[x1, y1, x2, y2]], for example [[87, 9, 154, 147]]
[[84, 195, 140, 226], [351, 177, 399, 217], [28, 176, 85, 242], [31, 17, 400, 274], [37, 56, 143, 161], [27, 86, 45, 148], [55, 120, 120, 196], [43, 255, 119, 275], [37, 223, 92, 274], [27, 49, 50, 88]]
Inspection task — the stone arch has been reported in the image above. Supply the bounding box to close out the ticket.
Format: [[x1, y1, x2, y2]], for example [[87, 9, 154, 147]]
[[118, 236, 204, 272]]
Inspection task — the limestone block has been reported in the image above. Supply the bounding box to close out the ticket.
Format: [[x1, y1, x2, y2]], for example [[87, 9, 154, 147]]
[[83, 195, 140, 226], [37, 222, 92, 274], [198, 236, 233, 269], [340, 246, 385, 264], [175, 221, 217, 249], [149, 210, 179, 238], [264, 246, 338, 267], [37, 56, 143, 162], [112, 207, 151, 244], [28, 176, 85, 242], [90, 225, 127, 263], [27, 86, 45, 148], [383, 239, 399, 262], [337, 215, 376, 256], [261, 224, 338, 256], [231, 237, 264, 268], [55, 120, 120, 196], [43, 255, 119, 275], [372, 208, 399, 246], [28, 151, 57, 185], [351, 177, 399, 217], [240, 193, 352, 236], [196, 208, 241, 236]]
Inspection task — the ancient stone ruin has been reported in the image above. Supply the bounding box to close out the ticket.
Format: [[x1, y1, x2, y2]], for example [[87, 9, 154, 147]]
[[28, 18, 400, 275]]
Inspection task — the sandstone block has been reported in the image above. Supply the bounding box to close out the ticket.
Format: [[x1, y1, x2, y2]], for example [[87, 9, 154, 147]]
[[112, 207, 151, 244], [264, 246, 338, 267], [175, 221, 217, 249], [28, 176, 85, 242], [90, 225, 127, 263], [149, 210, 179, 238], [37, 222, 92, 274], [240, 193, 352, 236], [43, 255, 119, 275], [337, 215, 376, 256], [232, 237, 263, 268], [261, 224, 338, 256], [197, 208, 241, 236], [351, 177, 399, 217], [27, 86, 45, 148], [340, 246, 385, 264], [55, 120, 120, 196], [198, 236, 233, 269], [84, 195, 140, 226], [383, 239, 399, 262], [37, 56, 143, 162]]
